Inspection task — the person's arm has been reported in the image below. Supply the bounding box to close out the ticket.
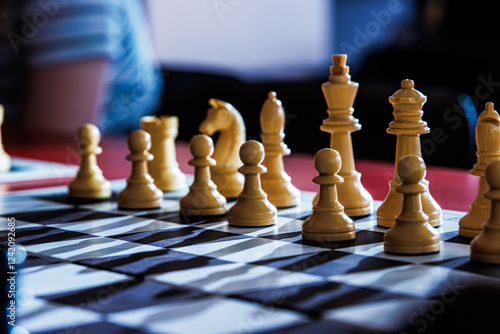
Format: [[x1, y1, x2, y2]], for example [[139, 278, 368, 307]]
[[23, 58, 109, 137]]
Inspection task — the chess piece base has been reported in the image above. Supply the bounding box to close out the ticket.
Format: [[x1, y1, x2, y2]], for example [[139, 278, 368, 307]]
[[470, 226, 500, 264], [384, 219, 441, 254], [117, 183, 163, 210], [68, 189, 111, 200], [262, 177, 300, 208], [228, 216, 276, 227], [338, 173, 373, 217], [384, 244, 440, 255], [302, 209, 355, 242], [302, 230, 354, 242], [459, 204, 489, 238], [180, 206, 226, 216], [152, 167, 186, 192], [228, 197, 277, 227], [470, 252, 500, 264], [212, 172, 244, 199], [377, 188, 442, 228], [459, 226, 482, 238], [180, 189, 227, 216], [314, 173, 373, 217], [68, 176, 111, 199]]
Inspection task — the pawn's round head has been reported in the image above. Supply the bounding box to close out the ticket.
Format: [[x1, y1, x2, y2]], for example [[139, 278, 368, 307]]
[[314, 148, 341, 175], [401, 79, 414, 90], [189, 134, 214, 158], [397, 155, 426, 184], [76, 123, 100, 146], [240, 140, 264, 165], [127, 130, 151, 153], [486, 160, 500, 189]]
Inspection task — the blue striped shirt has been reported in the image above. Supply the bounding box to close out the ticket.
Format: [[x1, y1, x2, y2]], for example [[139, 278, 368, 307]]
[[1, 0, 163, 134]]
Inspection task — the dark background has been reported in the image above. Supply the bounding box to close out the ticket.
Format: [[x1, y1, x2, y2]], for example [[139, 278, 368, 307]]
[[157, 0, 500, 169]]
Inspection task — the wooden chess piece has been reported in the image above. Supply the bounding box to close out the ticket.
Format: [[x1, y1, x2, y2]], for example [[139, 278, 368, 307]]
[[199, 99, 245, 199], [228, 140, 277, 227], [377, 79, 442, 228], [317, 54, 373, 217], [0, 104, 11, 172], [302, 148, 355, 242], [141, 115, 186, 192], [260, 91, 300, 208], [180, 134, 226, 216], [471, 160, 500, 263], [117, 130, 163, 209], [384, 155, 440, 254], [68, 124, 111, 199], [459, 102, 500, 238]]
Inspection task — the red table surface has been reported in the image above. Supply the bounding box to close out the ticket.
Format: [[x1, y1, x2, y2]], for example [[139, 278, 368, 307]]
[[2, 131, 477, 212]]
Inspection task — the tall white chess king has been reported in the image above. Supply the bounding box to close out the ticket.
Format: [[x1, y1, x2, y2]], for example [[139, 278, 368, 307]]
[[317, 54, 373, 217]]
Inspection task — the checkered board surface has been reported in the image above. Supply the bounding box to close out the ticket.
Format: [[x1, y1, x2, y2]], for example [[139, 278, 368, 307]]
[[2, 180, 500, 334], [0, 157, 77, 183]]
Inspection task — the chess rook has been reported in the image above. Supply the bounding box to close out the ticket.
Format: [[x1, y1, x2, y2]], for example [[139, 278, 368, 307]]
[[318, 54, 373, 217], [117, 130, 163, 209], [180, 134, 226, 216], [260, 91, 300, 208], [459, 102, 500, 238], [377, 79, 442, 228], [141, 116, 186, 192], [471, 160, 500, 263], [228, 140, 277, 227], [199, 99, 245, 199], [68, 124, 111, 199], [0, 104, 11, 172], [302, 148, 355, 242], [384, 155, 440, 254]]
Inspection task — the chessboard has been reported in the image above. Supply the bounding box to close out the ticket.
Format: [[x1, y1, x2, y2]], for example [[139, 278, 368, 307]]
[[0, 157, 77, 184], [2, 181, 500, 334]]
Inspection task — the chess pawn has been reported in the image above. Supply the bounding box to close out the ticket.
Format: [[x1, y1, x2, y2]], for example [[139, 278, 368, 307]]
[[0, 104, 11, 172], [384, 155, 440, 254], [68, 124, 111, 199], [180, 134, 226, 215], [471, 160, 500, 263], [460, 102, 500, 238], [118, 130, 163, 209], [377, 79, 442, 228], [228, 140, 277, 227], [318, 54, 373, 217], [141, 116, 186, 192], [302, 148, 355, 242], [260, 91, 300, 208]]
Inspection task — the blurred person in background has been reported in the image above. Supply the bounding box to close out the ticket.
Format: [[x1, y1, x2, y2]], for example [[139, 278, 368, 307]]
[[0, 0, 163, 137]]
